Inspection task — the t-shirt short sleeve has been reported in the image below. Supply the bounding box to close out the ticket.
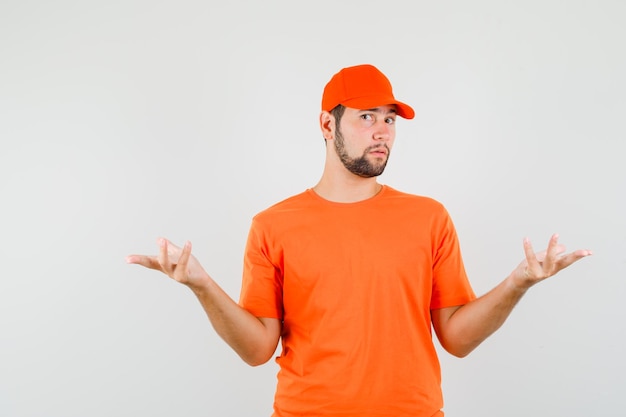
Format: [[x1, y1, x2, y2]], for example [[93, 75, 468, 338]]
[[429, 207, 476, 310], [238, 218, 284, 319]]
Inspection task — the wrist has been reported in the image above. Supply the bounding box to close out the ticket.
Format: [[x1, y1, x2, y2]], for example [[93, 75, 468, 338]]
[[187, 273, 214, 296], [506, 272, 532, 294]]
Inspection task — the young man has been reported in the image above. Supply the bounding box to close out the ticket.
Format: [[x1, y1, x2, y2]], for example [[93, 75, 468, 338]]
[[126, 64, 592, 417]]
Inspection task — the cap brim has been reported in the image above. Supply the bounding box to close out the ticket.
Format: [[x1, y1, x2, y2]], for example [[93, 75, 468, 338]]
[[340, 96, 415, 120]]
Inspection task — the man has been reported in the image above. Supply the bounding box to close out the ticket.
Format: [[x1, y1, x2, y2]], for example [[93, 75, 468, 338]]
[[126, 64, 592, 417]]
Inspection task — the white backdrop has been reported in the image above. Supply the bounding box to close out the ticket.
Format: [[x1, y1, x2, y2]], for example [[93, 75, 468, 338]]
[[1, 1, 624, 416]]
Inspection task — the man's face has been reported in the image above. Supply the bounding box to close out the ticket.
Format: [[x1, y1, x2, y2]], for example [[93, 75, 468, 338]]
[[333, 105, 397, 178]]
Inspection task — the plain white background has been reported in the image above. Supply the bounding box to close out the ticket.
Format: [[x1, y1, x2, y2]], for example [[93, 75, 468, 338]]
[[1, 1, 624, 416]]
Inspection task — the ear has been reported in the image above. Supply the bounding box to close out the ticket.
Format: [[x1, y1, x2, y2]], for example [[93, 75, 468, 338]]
[[319, 111, 335, 141]]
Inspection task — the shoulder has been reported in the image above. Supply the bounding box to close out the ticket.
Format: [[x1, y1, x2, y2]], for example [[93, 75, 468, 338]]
[[252, 190, 316, 222], [246, 190, 320, 243], [381, 185, 448, 214]]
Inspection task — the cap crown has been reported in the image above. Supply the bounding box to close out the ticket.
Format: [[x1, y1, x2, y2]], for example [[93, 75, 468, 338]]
[[321, 64, 414, 119]]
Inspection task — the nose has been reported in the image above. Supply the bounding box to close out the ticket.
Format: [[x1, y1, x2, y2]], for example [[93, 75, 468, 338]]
[[373, 119, 393, 142]]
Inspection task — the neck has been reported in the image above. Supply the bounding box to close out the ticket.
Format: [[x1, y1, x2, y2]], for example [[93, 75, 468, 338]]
[[313, 171, 383, 203]]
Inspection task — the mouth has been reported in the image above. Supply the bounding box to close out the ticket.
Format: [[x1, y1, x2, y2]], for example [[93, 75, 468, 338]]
[[368, 148, 388, 157]]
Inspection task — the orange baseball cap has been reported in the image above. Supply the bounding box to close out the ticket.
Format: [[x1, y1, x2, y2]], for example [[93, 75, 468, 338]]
[[321, 64, 415, 119]]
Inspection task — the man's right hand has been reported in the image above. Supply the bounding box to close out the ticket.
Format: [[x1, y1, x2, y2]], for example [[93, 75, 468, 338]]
[[126, 237, 281, 366]]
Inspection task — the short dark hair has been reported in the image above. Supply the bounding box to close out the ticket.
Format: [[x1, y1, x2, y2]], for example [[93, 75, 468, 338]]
[[323, 104, 346, 144], [330, 104, 345, 131]]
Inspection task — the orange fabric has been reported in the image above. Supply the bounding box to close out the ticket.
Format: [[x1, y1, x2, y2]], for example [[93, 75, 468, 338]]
[[321, 64, 415, 119], [239, 186, 475, 417]]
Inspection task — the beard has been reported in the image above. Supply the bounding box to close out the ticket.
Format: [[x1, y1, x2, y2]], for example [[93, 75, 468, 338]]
[[334, 129, 390, 178]]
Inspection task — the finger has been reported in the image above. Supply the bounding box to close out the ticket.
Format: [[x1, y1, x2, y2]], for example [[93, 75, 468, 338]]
[[173, 241, 192, 281], [126, 255, 162, 271], [523, 237, 541, 272], [158, 238, 172, 272], [555, 249, 593, 270], [162, 239, 184, 263], [534, 249, 548, 263], [542, 233, 561, 270], [163, 238, 181, 252], [534, 244, 567, 263]]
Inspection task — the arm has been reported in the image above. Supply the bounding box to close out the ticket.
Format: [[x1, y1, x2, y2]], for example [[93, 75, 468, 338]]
[[126, 238, 281, 366], [431, 233, 592, 358]]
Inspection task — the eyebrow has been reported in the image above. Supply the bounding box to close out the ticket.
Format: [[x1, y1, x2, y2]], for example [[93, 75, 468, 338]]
[[360, 107, 397, 115]]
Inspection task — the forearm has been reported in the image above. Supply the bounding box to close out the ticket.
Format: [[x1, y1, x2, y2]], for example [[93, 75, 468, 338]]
[[189, 278, 279, 366], [432, 234, 592, 358], [435, 275, 529, 357]]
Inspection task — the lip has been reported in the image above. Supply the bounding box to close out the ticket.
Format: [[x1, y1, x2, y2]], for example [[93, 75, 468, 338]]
[[369, 149, 388, 156]]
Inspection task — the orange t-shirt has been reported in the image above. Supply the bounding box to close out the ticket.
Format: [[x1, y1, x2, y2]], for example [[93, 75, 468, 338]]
[[239, 186, 476, 417]]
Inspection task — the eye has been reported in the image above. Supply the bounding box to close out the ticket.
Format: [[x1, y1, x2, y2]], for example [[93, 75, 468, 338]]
[[385, 117, 396, 125], [360, 114, 373, 121]]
